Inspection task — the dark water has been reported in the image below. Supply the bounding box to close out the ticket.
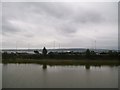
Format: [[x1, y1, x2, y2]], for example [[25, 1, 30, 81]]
[[2, 64, 119, 88]]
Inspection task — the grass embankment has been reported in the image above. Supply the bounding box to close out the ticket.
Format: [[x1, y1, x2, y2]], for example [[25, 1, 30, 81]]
[[2, 59, 120, 66]]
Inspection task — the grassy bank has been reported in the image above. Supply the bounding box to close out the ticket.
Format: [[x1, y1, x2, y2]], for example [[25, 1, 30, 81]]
[[2, 51, 119, 61], [2, 59, 120, 66]]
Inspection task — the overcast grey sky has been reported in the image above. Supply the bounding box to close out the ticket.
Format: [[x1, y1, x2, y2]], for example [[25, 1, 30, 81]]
[[2, 2, 118, 49]]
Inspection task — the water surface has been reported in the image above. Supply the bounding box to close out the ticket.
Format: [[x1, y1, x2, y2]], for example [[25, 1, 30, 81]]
[[3, 64, 118, 88]]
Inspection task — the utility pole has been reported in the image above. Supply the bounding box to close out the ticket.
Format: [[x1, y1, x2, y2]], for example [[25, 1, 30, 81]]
[[59, 43, 60, 49], [95, 40, 96, 50], [94, 29, 97, 51], [53, 41, 55, 49], [91, 40, 93, 49], [28, 43, 30, 51], [16, 41, 17, 52]]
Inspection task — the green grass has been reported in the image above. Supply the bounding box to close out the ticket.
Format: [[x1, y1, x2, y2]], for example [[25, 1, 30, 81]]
[[2, 59, 120, 66]]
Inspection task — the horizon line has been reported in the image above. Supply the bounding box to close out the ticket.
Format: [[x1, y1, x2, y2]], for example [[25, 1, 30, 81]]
[[1, 47, 118, 51]]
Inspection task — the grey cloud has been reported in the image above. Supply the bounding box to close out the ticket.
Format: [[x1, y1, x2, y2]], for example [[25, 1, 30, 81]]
[[2, 2, 118, 49], [60, 25, 76, 34], [31, 2, 72, 19], [55, 22, 77, 36], [24, 34, 34, 38], [37, 3, 104, 24], [2, 2, 104, 35], [73, 11, 104, 24], [2, 18, 19, 35]]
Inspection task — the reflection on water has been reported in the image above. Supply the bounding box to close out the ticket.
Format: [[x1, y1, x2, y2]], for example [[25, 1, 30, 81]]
[[43, 65, 91, 70], [85, 65, 90, 70], [42, 64, 47, 70], [2, 64, 118, 88], [43, 64, 90, 70]]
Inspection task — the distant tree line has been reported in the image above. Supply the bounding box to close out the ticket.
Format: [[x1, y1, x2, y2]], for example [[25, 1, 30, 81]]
[[2, 47, 119, 60]]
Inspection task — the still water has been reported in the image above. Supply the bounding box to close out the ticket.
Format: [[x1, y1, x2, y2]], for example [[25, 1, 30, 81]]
[[2, 64, 119, 88]]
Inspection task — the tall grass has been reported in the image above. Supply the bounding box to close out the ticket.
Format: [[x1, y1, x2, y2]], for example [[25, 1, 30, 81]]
[[2, 59, 120, 66]]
